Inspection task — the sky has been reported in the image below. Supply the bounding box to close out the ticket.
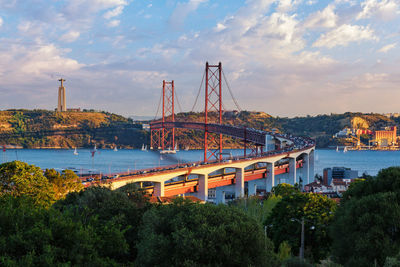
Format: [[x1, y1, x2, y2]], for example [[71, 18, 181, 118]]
[[0, 0, 399, 117]]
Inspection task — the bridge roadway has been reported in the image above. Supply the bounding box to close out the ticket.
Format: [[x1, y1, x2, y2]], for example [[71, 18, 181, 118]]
[[90, 131, 315, 201], [150, 121, 267, 145]]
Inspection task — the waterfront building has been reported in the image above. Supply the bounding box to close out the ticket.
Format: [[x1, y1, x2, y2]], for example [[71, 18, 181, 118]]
[[323, 167, 358, 186], [374, 126, 397, 147]]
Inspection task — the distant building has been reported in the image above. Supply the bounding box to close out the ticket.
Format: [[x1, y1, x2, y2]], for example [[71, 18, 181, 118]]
[[142, 124, 150, 131], [335, 128, 351, 137], [323, 167, 358, 186], [67, 108, 81, 112], [57, 78, 67, 112], [374, 126, 397, 147]]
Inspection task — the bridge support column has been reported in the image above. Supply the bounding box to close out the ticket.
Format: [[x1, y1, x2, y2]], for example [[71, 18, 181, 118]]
[[302, 154, 310, 187], [153, 182, 165, 197], [309, 150, 315, 182], [235, 168, 244, 198], [266, 162, 275, 192], [248, 181, 257, 196], [198, 174, 208, 201], [216, 189, 225, 204], [289, 157, 297, 186]]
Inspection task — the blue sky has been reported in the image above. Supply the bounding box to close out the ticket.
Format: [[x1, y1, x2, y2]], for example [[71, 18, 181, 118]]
[[0, 0, 399, 117]]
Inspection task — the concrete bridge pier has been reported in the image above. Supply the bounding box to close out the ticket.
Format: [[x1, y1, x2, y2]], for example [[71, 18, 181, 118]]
[[266, 162, 275, 192], [235, 168, 244, 198], [309, 150, 315, 182], [216, 188, 226, 204], [302, 153, 310, 186], [154, 182, 165, 197], [198, 174, 209, 201], [289, 157, 297, 186], [248, 180, 257, 196]]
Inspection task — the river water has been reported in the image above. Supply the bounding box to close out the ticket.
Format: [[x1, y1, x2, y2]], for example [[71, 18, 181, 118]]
[[1, 148, 399, 177]]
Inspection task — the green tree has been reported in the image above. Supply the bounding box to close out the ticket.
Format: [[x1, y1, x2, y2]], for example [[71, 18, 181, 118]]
[[272, 183, 300, 197], [136, 198, 279, 267], [0, 196, 119, 266], [0, 161, 56, 207], [54, 186, 149, 263], [265, 192, 336, 263], [231, 195, 281, 225], [44, 169, 84, 199], [331, 167, 400, 266]]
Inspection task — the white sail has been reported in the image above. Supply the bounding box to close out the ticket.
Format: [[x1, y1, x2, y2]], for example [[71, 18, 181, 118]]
[[141, 144, 147, 151], [113, 146, 118, 152], [336, 146, 339, 152], [343, 146, 348, 153], [73, 148, 78, 155]]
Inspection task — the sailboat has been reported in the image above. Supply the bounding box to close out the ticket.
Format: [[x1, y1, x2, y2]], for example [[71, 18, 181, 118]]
[[141, 144, 147, 151], [336, 146, 339, 152], [343, 146, 348, 153], [174, 143, 179, 152], [113, 146, 118, 152], [73, 148, 78, 155], [93, 144, 97, 152]]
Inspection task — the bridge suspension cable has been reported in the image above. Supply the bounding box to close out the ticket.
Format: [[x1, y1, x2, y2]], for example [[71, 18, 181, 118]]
[[222, 70, 242, 112], [174, 87, 184, 114], [153, 87, 163, 120], [190, 69, 205, 113]]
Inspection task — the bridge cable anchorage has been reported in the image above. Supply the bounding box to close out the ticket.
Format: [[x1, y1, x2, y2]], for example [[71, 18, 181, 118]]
[[190, 69, 206, 113], [153, 87, 163, 121], [222, 70, 242, 112]]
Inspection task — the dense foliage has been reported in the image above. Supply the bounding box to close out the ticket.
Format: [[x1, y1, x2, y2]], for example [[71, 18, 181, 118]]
[[265, 185, 336, 263], [0, 161, 83, 207], [136, 198, 279, 267], [331, 167, 400, 266]]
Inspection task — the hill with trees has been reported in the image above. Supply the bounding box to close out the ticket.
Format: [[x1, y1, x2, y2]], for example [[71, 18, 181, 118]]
[[0, 109, 148, 149], [0, 109, 397, 149]]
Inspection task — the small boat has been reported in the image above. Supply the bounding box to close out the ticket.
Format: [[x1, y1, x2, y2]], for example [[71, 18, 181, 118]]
[[141, 144, 147, 151], [73, 148, 78, 155], [174, 143, 179, 152], [160, 147, 176, 154], [113, 146, 118, 152], [336, 146, 339, 152], [93, 144, 97, 152], [343, 146, 348, 153]]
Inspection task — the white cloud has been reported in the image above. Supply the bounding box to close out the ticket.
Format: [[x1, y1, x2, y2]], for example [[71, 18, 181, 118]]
[[0, 16, 3, 27], [169, 0, 207, 29], [277, 0, 302, 12], [313, 24, 378, 48], [304, 4, 337, 29], [357, 0, 399, 21], [378, 43, 396, 53], [59, 31, 80, 43], [103, 5, 124, 19], [107, 19, 120, 27]]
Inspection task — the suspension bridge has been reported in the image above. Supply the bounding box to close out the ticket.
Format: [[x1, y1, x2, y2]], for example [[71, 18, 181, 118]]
[[88, 62, 316, 203]]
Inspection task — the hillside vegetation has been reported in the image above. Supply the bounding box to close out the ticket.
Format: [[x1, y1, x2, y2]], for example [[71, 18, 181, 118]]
[[0, 110, 147, 149], [0, 110, 396, 148], [173, 111, 397, 148]]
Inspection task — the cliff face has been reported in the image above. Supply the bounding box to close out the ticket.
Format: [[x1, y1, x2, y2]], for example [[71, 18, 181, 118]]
[[0, 110, 148, 149]]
